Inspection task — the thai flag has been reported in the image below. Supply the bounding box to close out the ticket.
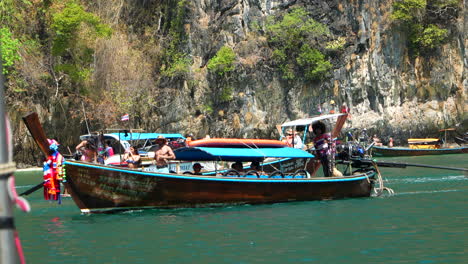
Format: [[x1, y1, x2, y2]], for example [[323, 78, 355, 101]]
[[121, 114, 129, 121]]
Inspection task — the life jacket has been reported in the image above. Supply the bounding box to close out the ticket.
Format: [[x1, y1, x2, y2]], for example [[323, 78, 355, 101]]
[[43, 151, 64, 201]]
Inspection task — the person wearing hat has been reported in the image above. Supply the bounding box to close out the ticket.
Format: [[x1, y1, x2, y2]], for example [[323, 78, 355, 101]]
[[282, 128, 304, 149], [329, 99, 336, 114], [43, 139, 65, 199], [192, 163, 204, 175], [153, 135, 175, 173]]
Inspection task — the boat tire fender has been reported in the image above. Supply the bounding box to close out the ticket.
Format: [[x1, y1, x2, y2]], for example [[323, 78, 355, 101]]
[[223, 169, 241, 177], [244, 170, 260, 178], [268, 170, 284, 178], [293, 169, 309, 178]]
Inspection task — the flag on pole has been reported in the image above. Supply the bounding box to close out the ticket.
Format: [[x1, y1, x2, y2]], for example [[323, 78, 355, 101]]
[[121, 114, 129, 121]]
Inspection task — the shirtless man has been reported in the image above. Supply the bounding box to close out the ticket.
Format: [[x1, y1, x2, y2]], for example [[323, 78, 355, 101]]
[[153, 135, 175, 173], [372, 134, 383, 146]]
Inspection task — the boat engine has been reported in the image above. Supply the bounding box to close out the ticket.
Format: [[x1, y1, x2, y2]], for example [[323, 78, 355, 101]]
[[336, 142, 366, 161]]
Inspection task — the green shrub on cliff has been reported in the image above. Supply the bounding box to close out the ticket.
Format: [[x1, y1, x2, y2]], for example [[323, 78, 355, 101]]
[[161, 0, 191, 78], [297, 44, 332, 81], [0, 27, 20, 75], [0, 0, 30, 27], [207, 46, 236, 76], [391, 0, 426, 22], [391, 0, 455, 55], [161, 54, 191, 78], [412, 24, 447, 49], [51, 2, 112, 56], [219, 86, 234, 102], [266, 7, 331, 81], [50, 1, 112, 94]]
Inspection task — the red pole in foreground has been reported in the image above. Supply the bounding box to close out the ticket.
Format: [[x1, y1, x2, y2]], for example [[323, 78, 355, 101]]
[[0, 57, 20, 263]]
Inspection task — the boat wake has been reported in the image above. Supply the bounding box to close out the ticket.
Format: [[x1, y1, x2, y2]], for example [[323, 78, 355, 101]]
[[387, 175, 466, 184], [395, 189, 465, 196]]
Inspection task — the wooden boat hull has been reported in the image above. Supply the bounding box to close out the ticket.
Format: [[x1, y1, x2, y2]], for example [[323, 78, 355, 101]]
[[63, 160, 375, 213], [371, 146, 468, 157]]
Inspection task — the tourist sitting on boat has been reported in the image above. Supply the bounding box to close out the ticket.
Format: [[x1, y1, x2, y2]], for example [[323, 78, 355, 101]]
[[372, 134, 383, 146], [249, 161, 261, 171], [168, 138, 186, 150], [283, 129, 304, 149], [97, 132, 106, 164], [105, 140, 114, 157], [75, 139, 97, 163], [153, 135, 175, 173], [248, 161, 266, 175], [123, 146, 141, 169], [184, 133, 195, 147], [192, 163, 203, 175], [231, 161, 244, 172], [312, 120, 334, 177], [388, 137, 394, 148]]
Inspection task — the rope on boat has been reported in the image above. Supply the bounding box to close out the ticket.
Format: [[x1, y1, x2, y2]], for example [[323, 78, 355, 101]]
[[0, 162, 16, 175], [241, 141, 268, 158], [372, 161, 394, 196], [240, 141, 269, 170], [365, 174, 370, 183]]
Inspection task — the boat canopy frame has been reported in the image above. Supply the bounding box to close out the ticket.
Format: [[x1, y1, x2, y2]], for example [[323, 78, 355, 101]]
[[279, 113, 346, 146]]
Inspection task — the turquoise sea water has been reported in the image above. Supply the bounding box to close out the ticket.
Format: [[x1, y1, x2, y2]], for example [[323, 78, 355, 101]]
[[12, 154, 467, 264]]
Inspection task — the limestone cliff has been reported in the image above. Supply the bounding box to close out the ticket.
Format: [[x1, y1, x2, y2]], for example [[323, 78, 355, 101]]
[[114, 0, 466, 142], [4, 0, 466, 165]]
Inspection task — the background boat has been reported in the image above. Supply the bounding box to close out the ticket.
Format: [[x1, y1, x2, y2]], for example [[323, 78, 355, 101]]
[[371, 128, 468, 157], [371, 145, 468, 157]]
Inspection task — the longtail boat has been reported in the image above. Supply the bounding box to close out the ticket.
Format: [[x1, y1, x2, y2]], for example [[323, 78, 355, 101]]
[[371, 128, 468, 157], [23, 112, 386, 213], [63, 149, 378, 213], [371, 145, 468, 157]]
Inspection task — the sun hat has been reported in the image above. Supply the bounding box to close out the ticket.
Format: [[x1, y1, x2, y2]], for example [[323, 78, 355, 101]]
[[47, 139, 59, 145], [155, 135, 167, 143]]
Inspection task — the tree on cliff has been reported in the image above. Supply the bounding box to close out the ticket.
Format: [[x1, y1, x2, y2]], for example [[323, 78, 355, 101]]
[[266, 7, 332, 81]]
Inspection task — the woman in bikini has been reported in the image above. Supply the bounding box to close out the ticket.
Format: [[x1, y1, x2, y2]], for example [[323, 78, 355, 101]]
[[76, 139, 97, 163], [123, 146, 141, 169]]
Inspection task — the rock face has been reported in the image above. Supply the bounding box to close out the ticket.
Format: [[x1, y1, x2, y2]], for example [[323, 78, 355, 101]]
[[176, 0, 466, 141], [7, 0, 467, 165]]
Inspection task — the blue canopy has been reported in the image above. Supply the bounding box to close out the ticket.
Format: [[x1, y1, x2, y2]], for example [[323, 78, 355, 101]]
[[111, 133, 185, 141], [174, 147, 314, 162]]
